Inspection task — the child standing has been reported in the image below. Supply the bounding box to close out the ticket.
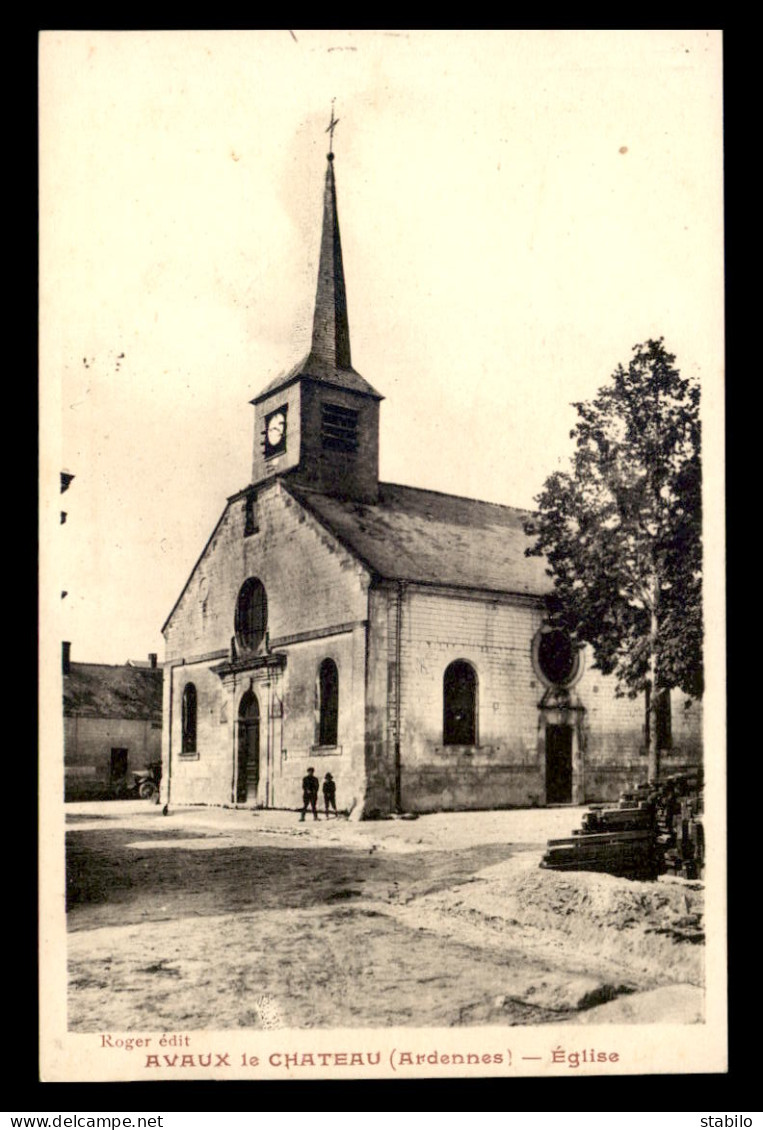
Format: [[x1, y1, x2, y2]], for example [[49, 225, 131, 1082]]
[[322, 772, 337, 818]]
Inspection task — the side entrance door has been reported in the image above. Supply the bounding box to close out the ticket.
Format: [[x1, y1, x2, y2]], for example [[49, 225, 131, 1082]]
[[545, 724, 573, 804]]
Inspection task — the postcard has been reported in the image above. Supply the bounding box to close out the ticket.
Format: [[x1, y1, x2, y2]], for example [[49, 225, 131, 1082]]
[[39, 29, 726, 1082]]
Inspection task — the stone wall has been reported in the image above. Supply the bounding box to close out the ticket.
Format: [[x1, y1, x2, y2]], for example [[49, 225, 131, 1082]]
[[64, 717, 161, 800], [294, 382, 379, 503], [162, 486, 703, 815], [250, 382, 302, 487], [382, 584, 702, 812], [162, 479, 371, 809]]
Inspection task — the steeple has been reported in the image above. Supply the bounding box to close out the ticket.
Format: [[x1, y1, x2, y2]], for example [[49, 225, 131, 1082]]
[[310, 152, 352, 370], [252, 118, 381, 403], [249, 114, 382, 503]]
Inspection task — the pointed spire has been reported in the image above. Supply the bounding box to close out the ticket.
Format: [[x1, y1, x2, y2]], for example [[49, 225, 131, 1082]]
[[310, 145, 352, 370], [252, 113, 383, 407]]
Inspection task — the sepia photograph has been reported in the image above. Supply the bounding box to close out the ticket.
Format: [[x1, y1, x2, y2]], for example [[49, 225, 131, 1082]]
[[39, 29, 725, 1081]]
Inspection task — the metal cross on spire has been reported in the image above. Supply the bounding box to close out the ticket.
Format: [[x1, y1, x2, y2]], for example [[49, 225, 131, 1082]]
[[326, 100, 340, 155]]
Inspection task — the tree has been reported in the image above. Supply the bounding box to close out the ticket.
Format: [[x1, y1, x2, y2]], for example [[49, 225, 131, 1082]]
[[524, 338, 702, 782]]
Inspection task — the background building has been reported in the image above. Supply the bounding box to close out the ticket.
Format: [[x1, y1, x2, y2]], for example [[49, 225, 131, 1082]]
[[63, 643, 163, 800]]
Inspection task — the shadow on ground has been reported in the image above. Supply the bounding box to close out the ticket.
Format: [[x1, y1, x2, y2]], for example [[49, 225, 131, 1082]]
[[65, 809, 703, 1032], [66, 826, 523, 931]]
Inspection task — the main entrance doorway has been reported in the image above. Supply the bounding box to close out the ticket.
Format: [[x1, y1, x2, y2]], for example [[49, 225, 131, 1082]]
[[545, 723, 573, 804], [237, 690, 260, 803]]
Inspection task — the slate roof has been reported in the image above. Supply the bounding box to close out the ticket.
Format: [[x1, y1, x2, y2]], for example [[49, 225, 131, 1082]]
[[64, 663, 163, 721], [286, 481, 552, 597], [251, 350, 382, 405], [252, 156, 382, 405]]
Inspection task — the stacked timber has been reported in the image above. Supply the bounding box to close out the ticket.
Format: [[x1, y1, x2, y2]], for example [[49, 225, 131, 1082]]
[[655, 769, 704, 880], [542, 826, 661, 880], [540, 771, 704, 882]]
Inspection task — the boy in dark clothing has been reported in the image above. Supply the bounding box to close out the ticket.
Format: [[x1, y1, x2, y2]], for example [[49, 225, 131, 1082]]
[[300, 767, 319, 821], [323, 772, 337, 818]]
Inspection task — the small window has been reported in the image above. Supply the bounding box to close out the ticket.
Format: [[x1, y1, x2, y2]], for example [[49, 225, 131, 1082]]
[[443, 660, 477, 746], [181, 683, 197, 754], [318, 658, 339, 746], [243, 492, 259, 536], [321, 403, 358, 452], [235, 578, 268, 652]]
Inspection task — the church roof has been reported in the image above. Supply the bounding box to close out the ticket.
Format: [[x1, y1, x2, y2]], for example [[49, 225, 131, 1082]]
[[251, 152, 382, 406], [252, 350, 382, 404], [64, 663, 163, 721], [285, 481, 552, 596]]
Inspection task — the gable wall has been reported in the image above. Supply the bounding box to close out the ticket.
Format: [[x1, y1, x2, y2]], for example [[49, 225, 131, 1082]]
[[162, 481, 371, 807], [164, 480, 369, 661]]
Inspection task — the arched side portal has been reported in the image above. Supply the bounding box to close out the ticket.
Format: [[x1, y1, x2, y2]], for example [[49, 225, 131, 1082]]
[[532, 628, 585, 805], [237, 689, 260, 803], [537, 687, 586, 805]]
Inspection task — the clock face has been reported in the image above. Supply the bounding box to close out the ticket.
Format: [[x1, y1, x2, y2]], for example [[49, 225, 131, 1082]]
[[266, 410, 286, 449]]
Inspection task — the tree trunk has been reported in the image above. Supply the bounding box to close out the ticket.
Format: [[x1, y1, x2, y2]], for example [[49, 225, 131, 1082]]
[[645, 682, 656, 783], [647, 596, 660, 783]]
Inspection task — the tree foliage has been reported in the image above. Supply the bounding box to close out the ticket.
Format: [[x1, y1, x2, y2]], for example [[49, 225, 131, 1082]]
[[525, 338, 702, 704]]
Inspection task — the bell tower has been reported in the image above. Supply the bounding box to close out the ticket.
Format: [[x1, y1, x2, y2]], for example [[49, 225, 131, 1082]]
[[250, 119, 383, 503]]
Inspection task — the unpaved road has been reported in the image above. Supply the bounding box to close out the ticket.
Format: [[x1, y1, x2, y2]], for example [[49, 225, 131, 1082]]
[[66, 803, 704, 1031]]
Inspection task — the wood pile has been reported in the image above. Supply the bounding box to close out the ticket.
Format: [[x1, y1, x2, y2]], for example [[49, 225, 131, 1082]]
[[655, 769, 704, 880], [540, 770, 704, 881]]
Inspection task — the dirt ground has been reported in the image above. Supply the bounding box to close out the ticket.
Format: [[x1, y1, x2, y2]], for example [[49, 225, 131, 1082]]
[[65, 802, 704, 1032]]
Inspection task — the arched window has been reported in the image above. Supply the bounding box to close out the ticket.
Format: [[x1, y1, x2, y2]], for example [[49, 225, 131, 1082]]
[[318, 658, 339, 747], [181, 682, 197, 754], [235, 577, 268, 652], [443, 660, 477, 746]]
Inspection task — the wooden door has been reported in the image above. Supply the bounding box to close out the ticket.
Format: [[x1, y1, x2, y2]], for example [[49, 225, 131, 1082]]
[[545, 724, 573, 804], [237, 692, 260, 803], [110, 748, 128, 788]]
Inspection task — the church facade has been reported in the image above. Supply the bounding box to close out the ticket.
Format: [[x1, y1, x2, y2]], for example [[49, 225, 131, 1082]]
[[160, 149, 701, 817]]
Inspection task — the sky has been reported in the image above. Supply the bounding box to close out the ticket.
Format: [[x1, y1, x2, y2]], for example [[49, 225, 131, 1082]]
[[40, 30, 724, 666]]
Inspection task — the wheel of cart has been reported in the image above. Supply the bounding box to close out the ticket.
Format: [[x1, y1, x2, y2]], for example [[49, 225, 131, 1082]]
[[139, 779, 159, 802]]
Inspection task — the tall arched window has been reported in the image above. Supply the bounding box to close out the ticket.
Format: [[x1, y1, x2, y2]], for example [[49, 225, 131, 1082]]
[[235, 577, 268, 652], [181, 682, 197, 754], [443, 660, 477, 746], [318, 658, 339, 747]]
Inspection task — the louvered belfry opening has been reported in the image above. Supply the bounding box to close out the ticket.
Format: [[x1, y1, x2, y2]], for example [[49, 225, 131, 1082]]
[[321, 402, 359, 452]]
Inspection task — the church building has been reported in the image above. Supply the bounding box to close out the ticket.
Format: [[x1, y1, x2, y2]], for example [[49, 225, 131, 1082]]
[[160, 142, 701, 817]]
